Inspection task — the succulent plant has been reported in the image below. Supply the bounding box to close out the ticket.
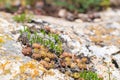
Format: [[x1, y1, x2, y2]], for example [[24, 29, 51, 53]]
[[32, 43, 41, 49], [22, 47, 32, 56], [19, 26, 63, 55], [72, 72, 80, 79], [32, 53, 41, 59], [44, 57, 50, 62], [81, 57, 88, 63]]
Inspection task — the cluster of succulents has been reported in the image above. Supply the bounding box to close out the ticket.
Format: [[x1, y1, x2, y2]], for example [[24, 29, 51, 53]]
[[32, 43, 56, 69], [22, 44, 102, 80], [19, 26, 62, 55], [18, 26, 102, 80], [59, 52, 88, 71]]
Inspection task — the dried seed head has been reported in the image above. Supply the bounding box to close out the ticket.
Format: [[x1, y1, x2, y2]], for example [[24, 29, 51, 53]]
[[78, 63, 86, 69], [44, 57, 50, 62], [62, 52, 70, 57], [40, 60, 49, 69], [22, 47, 32, 56], [72, 72, 80, 79], [49, 63, 55, 68], [64, 57, 71, 62], [32, 43, 41, 49], [50, 29, 56, 33], [98, 74, 103, 79], [70, 63, 76, 68], [65, 61, 71, 66], [40, 51, 46, 57], [82, 64, 87, 69], [33, 48, 39, 53], [55, 30, 60, 35], [78, 63, 83, 69], [47, 53, 55, 59], [61, 61, 66, 67], [65, 71, 71, 76], [78, 78, 84, 80], [81, 57, 88, 63], [75, 59, 81, 63], [45, 26, 50, 32], [32, 53, 41, 59]]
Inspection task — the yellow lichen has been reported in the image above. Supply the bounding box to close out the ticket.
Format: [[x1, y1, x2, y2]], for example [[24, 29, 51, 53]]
[[3, 69, 11, 74], [20, 61, 37, 73], [2, 61, 10, 70], [0, 36, 4, 43], [5, 34, 13, 40], [26, 62, 36, 69], [20, 65, 25, 73], [32, 69, 39, 78]]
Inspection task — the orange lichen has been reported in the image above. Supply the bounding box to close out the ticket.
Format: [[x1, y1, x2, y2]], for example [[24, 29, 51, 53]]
[[1, 61, 10, 70], [87, 26, 120, 46], [20, 65, 25, 73], [32, 69, 39, 78], [20, 61, 37, 73], [26, 62, 36, 69]]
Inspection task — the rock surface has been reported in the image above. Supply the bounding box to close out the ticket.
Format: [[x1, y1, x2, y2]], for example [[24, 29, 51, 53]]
[[34, 9, 120, 80], [0, 8, 120, 80], [0, 15, 73, 80]]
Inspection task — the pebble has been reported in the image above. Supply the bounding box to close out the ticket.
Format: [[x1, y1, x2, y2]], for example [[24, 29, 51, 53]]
[[75, 19, 83, 23], [58, 9, 67, 18], [93, 18, 101, 22], [112, 54, 120, 68]]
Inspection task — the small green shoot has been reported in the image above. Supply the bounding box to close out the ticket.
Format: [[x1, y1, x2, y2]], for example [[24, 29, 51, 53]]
[[13, 13, 32, 23], [79, 71, 103, 80]]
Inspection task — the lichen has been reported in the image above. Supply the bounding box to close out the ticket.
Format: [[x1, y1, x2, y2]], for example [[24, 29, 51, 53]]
[[0, 36, 4, 43]]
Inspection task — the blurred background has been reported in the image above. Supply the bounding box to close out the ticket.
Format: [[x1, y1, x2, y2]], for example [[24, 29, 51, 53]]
[[0, 0, 119, 21]]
